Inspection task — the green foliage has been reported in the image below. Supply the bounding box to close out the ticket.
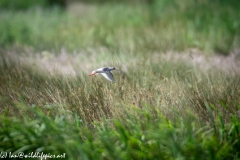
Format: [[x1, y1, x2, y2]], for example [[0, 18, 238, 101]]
[[0, 0, 239, 54], [0, 8, 64, 49], [1, 103, 240, 159], [0, 0, 67, 10], [0, 16, 31, 47], [0, 0, 48, 10], [150, 0, 240, 54]]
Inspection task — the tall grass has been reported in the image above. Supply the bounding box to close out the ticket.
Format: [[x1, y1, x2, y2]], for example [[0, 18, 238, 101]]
[[1, 95, 240, 159], [1, 54, 239, 123], [1, 53, 240, 159]]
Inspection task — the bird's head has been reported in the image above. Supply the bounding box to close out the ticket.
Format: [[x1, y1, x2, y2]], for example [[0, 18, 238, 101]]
[[110, 67, 119, 71]]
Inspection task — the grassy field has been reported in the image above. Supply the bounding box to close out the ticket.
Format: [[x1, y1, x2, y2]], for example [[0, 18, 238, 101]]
[[1, 0, 240, 159]]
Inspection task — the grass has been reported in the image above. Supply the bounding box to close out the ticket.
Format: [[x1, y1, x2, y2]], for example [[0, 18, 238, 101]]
[[1, 0, 240, 159], [0, 0, 239, 54], [1, 107, 240, 159], [1, 52, 240, 159]]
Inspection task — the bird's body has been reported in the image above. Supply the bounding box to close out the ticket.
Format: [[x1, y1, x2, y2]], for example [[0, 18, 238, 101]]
[[89, 67, 118, 82]]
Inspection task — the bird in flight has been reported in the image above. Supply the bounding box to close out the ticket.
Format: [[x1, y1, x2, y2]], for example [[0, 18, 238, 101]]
[[89, 67, 118, 82]]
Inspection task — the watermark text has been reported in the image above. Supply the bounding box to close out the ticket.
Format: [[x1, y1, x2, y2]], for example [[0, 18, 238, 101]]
[[0, 152, 66, 160]]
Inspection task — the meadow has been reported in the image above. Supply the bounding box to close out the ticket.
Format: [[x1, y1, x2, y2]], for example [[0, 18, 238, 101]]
[[1, 0, 240, 159]]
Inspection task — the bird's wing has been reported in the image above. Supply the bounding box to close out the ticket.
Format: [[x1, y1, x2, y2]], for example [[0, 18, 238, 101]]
[[100, 71, 115, 82]]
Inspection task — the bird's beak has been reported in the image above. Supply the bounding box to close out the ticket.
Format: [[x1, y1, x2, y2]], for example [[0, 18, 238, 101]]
[[89, 72, 96, 76]]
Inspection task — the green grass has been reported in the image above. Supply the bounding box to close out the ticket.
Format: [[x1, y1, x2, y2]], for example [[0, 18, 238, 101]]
[[1, 106, 240, 159], [0, 0, 239, 54], [1, 0, 240, 159]]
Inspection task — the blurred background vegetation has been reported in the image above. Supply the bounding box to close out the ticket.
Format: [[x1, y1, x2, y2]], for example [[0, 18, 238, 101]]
[[0, 0, 239, 55], [0, 0, 67, 9]]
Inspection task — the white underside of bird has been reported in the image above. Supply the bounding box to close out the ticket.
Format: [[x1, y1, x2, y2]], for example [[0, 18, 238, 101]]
[[89, 67, 118, 82]]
